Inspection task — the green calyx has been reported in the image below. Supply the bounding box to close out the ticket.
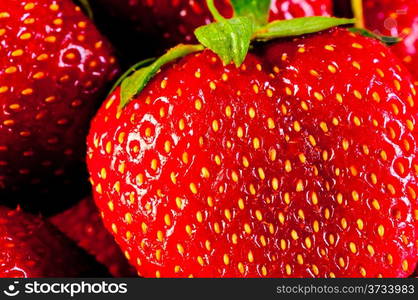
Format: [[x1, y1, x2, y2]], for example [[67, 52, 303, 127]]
[[195, 0, 353, 66], [120, 44, 204, 107], [118, 0, 355, 108], [349, 28, 402, 46]]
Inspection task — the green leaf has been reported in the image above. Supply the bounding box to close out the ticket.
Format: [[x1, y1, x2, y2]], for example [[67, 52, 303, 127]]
[[109, 58, 155, 96], [254, 17, 355, 41], [76, 0, 94, 19], [349, 27, 402, 46], [231, 0, 271, 27], [120, 44, 204, 108], [194, 16, 254, 67]]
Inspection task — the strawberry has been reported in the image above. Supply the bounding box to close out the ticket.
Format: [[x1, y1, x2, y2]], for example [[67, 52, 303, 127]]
[[0, 206, 109, 277], [87, 3, 418, 277], [92, 0, 332, 65], [343, 0, 418, 80], [50, 196, 137, 277], [0, 0, 119, 213]]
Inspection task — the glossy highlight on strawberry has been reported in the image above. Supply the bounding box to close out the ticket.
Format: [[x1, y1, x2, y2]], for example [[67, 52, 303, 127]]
[[87, 28, 418, 278], [0, 0, 119, 213]]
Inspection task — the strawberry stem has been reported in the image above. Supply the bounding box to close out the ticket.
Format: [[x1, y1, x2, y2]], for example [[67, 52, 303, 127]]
[[351, 0, 365, 28], [207, 0, 226, 22], [76, 0, 94, 20]]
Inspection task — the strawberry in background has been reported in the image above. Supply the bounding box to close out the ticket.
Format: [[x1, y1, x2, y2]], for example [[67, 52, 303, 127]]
[[0, 206, 108, 277], [50, 197, 137, 277], [362, 0, 418, 80], [91, 0, 333, 66], [0, 0, 119, 214], [87, 1, 418, 277], [337, 0, 418, 81]]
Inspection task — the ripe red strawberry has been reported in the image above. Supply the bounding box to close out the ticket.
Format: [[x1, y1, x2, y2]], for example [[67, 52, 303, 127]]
[[349, 0, 418, 80], [92, 0, 332, 65], [50, 197, 137, 277], [0, 0, 119, 213], [87, 24, 418, 277], [0, 206, 108, 277]]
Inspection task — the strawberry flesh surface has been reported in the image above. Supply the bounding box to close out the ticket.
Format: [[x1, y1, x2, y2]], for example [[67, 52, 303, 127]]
[[87, 28, 418, 278]]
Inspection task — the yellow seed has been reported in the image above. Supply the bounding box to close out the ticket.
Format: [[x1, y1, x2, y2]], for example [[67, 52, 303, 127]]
[[224, 209, 232, 221], [225, 106, 232, 117], [291, 230, 299, 240], [357, 219, 364, 230], [341, 218, 347, 229], [325, 45, 335, 51], [196, 211, 203, 223], [380, 150, 388, 161], [328, 65, 337, 73], [336, 93, 343, 103], [269, 149, 277, 161], [299, 153, 306, 163], [244, 223, 252, 234], [372, 92, 381, 102], [260, 235, 267, 246], [402, 260, 409, 271], [296, 180, 304, 192], [297, 254, 304, 265], [194, 99, 202, 110], [284, 193, 290, 205], [205, 240, 211, 250], [201, 167, 210, 178], [238, 198, 245, 210], [378, 224, 385, 237], [190, 183, 198, 194], [314, 92, 324, 101], [182, 152, 189, 164], [354, 90, 362, 99], [367, 244, 375, 256], [293, 121, 301, 132], [320, 122, 328, 132], [272, 178, 279, 191], [177, 243, 184, 255], [313, 220, 319, 232], [308, 135, 317, 147], [311, 192, 318, 205], [352, 190, 359, 201], [255, 210, 263, 221], [349, 242, 357, 253], [267, 118, 275, 129], [253, 138, 260, 149], [258, 168, 266, 180], [372, 199, 380, 210], [164, 214, 171, 226], [231, 171, 239, 182]]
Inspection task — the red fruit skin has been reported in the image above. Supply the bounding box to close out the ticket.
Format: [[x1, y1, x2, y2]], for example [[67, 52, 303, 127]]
[[50, 197, 137, 277], [0, 0, 119, 213], [92, 0, 332, 66], [362, 0, 418, 80], [0, 206, 109, 277], [87, 28, 418, 278]]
